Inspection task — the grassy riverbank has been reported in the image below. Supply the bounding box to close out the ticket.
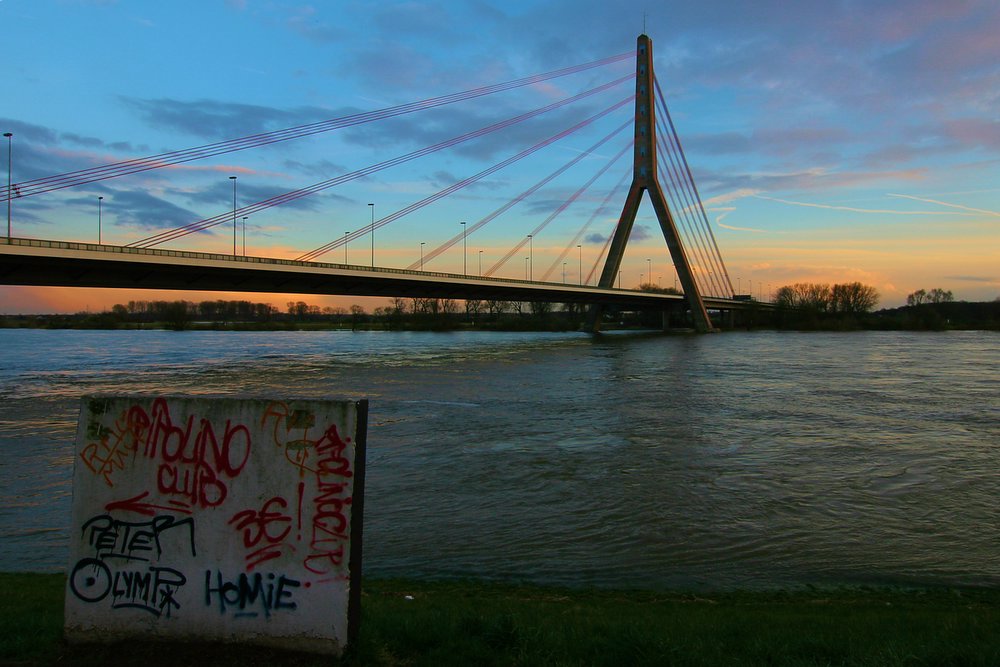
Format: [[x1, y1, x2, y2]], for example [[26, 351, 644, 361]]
[[3, 574, 1000, 666]]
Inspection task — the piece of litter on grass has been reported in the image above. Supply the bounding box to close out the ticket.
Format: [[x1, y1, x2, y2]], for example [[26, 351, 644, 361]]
[[404, 595, 415, 600]]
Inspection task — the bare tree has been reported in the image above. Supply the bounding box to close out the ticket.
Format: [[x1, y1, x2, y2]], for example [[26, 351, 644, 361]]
[[831, 282, 879, 313]]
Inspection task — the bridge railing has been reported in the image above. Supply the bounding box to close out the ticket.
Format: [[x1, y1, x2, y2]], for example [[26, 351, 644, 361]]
[[0, 236, 624, 292]]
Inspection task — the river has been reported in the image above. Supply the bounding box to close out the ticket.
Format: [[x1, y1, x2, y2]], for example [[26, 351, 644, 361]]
[[0, 328, 997, 590]]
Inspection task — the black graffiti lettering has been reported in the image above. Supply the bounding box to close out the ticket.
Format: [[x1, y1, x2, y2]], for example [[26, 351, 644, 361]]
[[82, 514, 195, 562], [204, 570, 300, 618], [108, 567, 186, 617], [69, 558, 112, 603]]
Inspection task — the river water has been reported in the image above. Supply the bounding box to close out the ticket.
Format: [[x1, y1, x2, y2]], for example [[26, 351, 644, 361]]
[[0, 328, 997, 590]]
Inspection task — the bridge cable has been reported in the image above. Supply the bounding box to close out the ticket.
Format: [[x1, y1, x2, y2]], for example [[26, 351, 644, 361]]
[[654, 110, 728, 297], [481, 122, 632, 277], [298, 98, 635, 263], [397, 124, 632, 271], [655, 136, 724, 296], [2, 51, 634, 202], [539, 142, 632, 282], [129, 75, 633, 249], [654, 76, 734, 296], [570, 166, 633, 287]]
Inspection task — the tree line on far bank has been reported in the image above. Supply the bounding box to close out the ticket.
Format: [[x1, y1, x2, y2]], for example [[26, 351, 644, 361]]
[[2, 285, 996, 332], [0, 297, 593, 331], [770, 282, 998, 330]]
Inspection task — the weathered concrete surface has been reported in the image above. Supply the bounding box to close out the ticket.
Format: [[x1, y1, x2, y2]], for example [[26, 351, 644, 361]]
[[64, 395, 367, 655]]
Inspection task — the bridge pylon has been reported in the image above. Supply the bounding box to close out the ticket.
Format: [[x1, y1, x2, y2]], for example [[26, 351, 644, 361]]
[[589, 34, 713, 333]]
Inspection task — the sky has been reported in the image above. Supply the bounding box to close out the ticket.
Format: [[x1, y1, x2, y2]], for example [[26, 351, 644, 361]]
[[1, 0, 999, 313]]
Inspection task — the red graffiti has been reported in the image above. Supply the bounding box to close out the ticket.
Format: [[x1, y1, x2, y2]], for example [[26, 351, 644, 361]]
[[145, 399, 252, 508], [229, 496, 293, 571], [80, 405, 151, 487], [304, 424, 354, 575], [81, 398, 252, 508]]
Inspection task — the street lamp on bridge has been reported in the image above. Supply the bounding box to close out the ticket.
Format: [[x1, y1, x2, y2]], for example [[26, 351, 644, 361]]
[[98, 196, 103, 244], [242, 216, 248, 256], [368, 203, 375, 267], [344, 231, 349, 264], [478, 250, 483, 277], [228, 176, 237, 256], [420, 242, 425, 270], [577, 244, 582, 285], [461, 221, 467, 275], [527, 234, 533, 281], [5, 132, 12, 238]]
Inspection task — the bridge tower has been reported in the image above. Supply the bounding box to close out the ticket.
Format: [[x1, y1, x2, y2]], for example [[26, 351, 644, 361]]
[[591, 34, 713, 333]]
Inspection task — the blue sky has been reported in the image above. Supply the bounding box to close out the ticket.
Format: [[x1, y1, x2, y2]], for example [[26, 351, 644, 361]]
[[2, 0, 999, 311]]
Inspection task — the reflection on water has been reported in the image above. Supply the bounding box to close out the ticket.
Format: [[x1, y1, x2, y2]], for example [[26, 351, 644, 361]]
[[0, 328, 998, 590]]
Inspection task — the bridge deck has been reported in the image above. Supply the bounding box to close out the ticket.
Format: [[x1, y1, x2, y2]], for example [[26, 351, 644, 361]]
[[0, 238, 762, 310]]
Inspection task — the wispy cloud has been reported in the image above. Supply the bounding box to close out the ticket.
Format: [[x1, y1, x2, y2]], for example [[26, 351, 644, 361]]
[[719, 222, 768, 233], [753, 194, 979, 216], [887, 193, 1000, 217]]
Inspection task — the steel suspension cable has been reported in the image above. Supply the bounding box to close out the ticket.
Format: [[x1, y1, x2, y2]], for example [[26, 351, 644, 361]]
[[539, 142, 632, 281], [130, 75, 632, 249], [656, 136, 724, 296], [3, 51, 634, 202], [299, 98, 634, 263], [653, 104, 728, 297], [408, 119, 632, 272], [654, 76, 733, 296], [655, 135, 715, 295], [482, 121, 631, 277]]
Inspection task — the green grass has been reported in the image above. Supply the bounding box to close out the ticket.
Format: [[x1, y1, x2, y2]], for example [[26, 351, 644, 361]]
[[3, 574, 1000, 666]]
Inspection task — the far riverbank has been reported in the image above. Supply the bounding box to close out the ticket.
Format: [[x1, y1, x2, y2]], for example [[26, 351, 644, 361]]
[[2, 298, 999, 331]]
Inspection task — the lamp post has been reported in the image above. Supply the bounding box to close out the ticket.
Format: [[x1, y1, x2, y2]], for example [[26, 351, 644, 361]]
[[242, 216, 247, 256], [420, 242, 425, 270], [98, 196, 103, 244], [646, 258, 651, 286], [618, 270, 622, 289], [577, 244, 582, 285], [368, 203, 374, 267], [527, 234, 533, 281], [524, 257, 529, 280], [478, 250, 483, 277], [228, 176, 237, 255], [4, 132, 12, 238], [461, 221, 467, 275], [344, 232, 349, 264], [563, 262, 567, 283]]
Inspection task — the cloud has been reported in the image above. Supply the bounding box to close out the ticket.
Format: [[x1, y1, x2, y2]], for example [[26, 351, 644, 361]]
[[718, 222, 767, 233], [584, 232, 606, 244], [695, 165, 931, 198], [753, 194, 980, 216], [338, 95, 625, 163], [942, 275, 998, 283], [283, 159, 349, 179], [121, 97, 334, 140], [184, 180, 324, 213], [630, 224, 653, 241], [887, 193, 1000, 217], [73, 189, 203, 231]]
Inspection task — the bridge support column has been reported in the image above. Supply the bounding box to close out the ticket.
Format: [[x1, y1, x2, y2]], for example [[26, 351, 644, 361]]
[[589, 34, 712, 334]]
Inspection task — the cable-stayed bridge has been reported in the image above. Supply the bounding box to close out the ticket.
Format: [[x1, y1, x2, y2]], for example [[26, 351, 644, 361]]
[[1, 35, 761, 332]]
